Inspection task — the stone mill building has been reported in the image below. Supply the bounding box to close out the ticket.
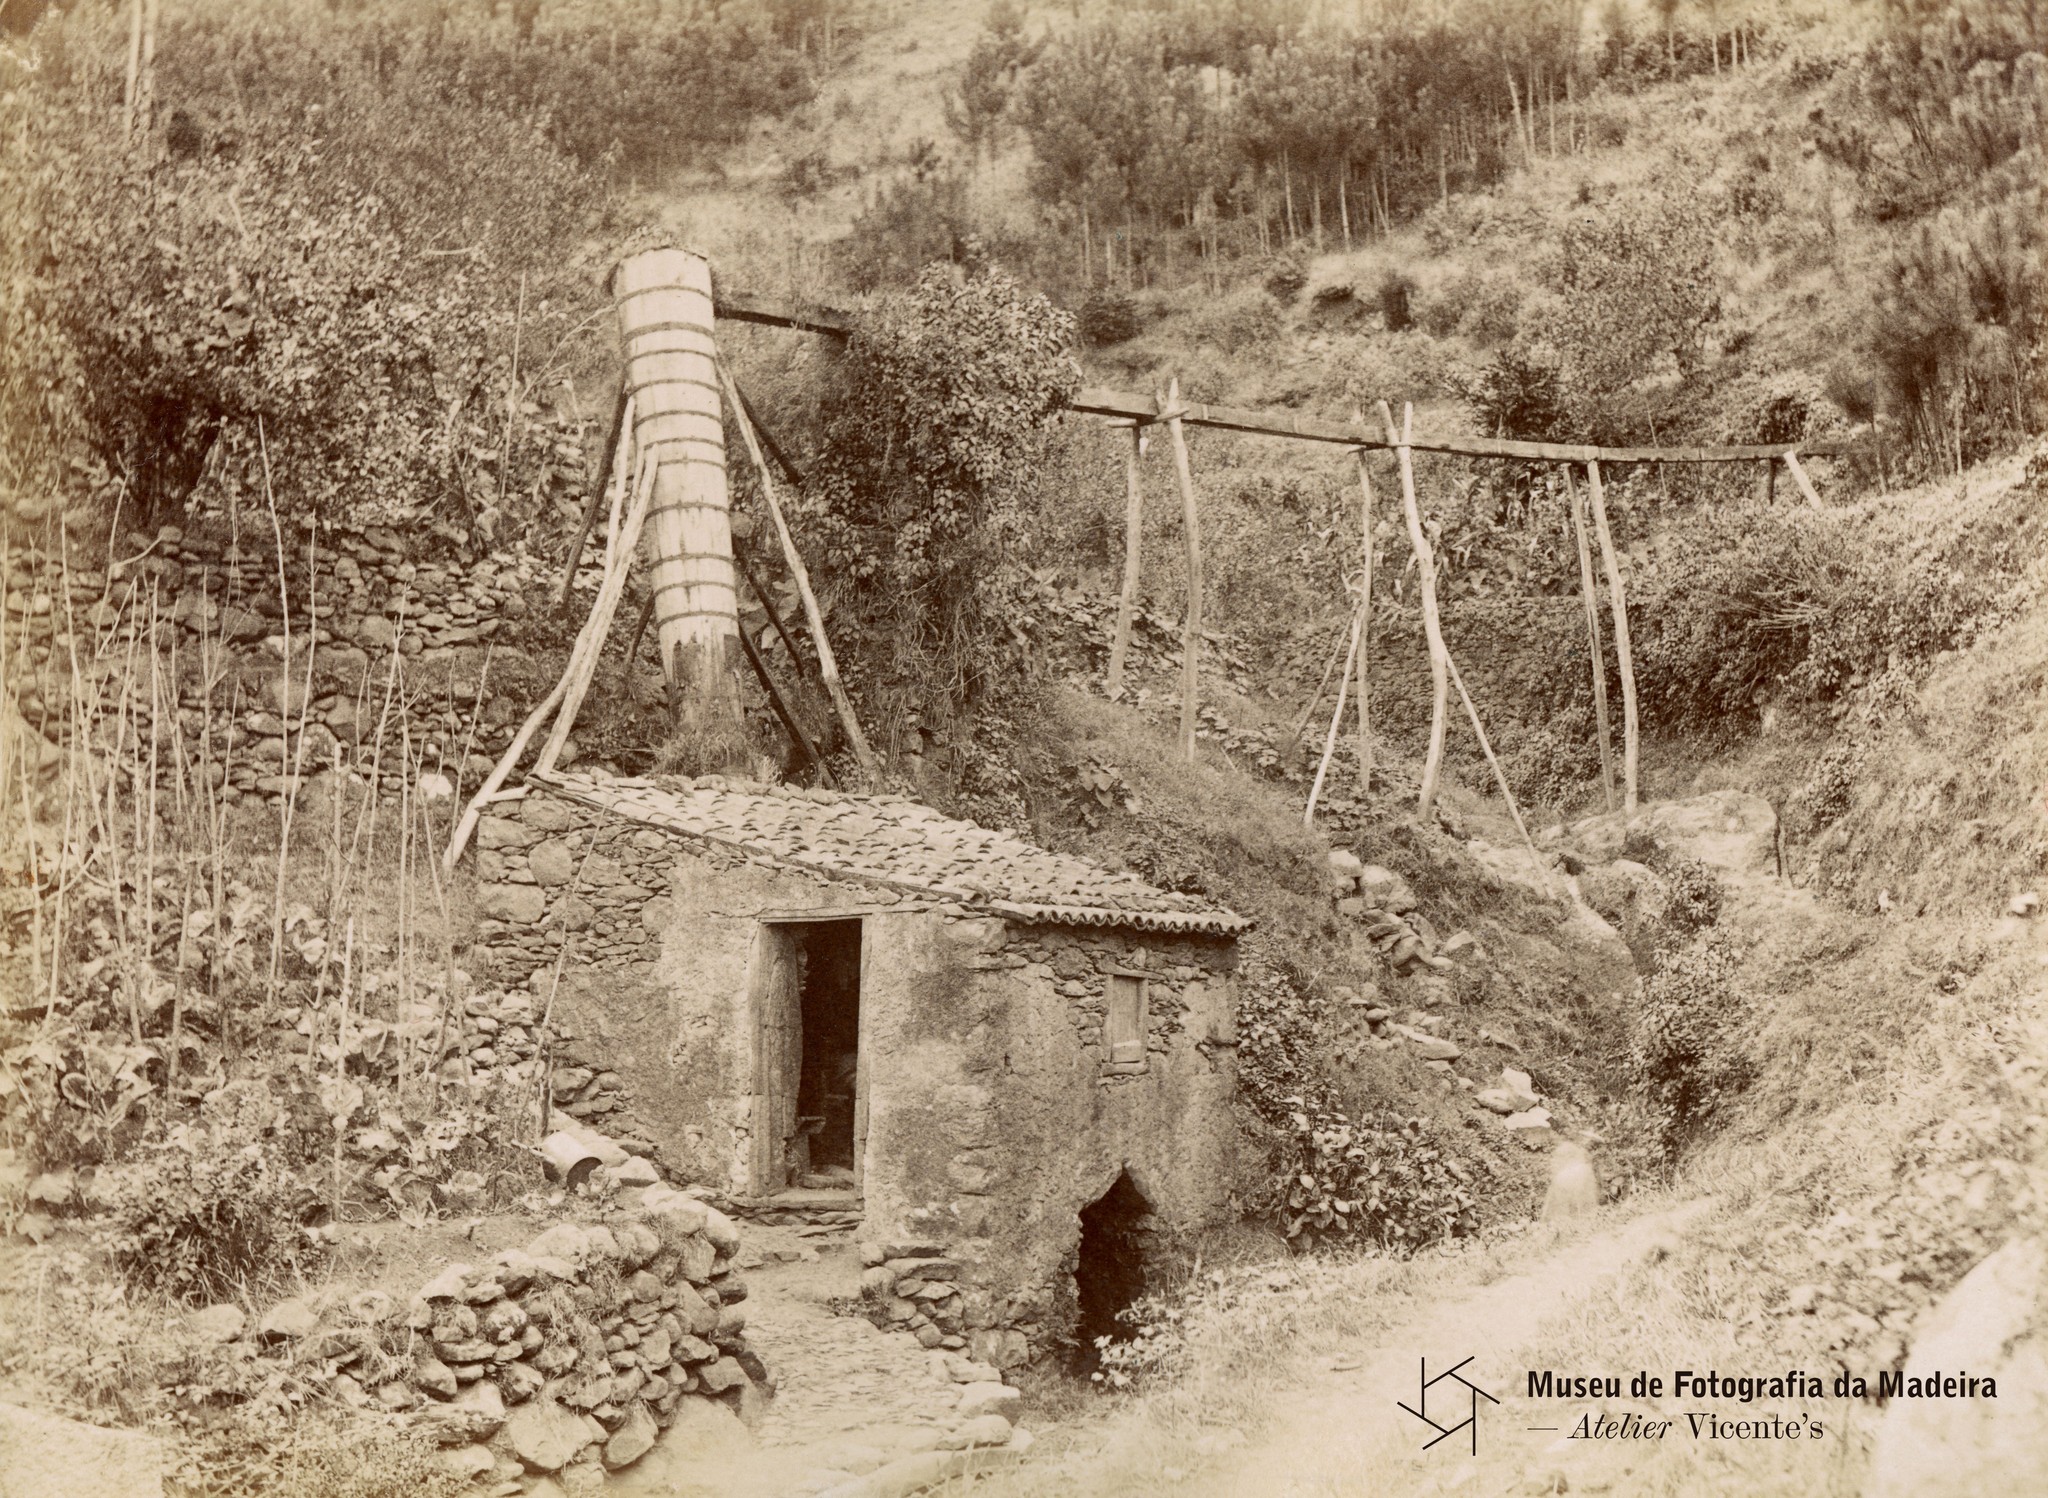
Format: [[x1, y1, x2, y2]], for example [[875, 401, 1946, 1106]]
[[470, 770, 1251, 1365]]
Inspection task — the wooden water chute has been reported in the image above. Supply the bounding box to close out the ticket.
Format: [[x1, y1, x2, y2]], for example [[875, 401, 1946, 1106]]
[[611, 247, 747, 747]]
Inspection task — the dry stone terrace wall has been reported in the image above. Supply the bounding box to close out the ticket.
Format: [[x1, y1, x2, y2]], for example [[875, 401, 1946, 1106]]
[[2, 519, 570, 805], [268, 1183, 767, 1489]]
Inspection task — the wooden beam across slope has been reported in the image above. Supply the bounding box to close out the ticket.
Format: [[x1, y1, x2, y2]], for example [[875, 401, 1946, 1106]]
[[712, 288, 1857, 466], [1069, 388, 1857, 464]]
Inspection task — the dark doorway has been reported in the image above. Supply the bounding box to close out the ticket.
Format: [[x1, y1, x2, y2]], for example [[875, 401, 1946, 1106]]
[[1073, 1170, 1153, 1369], [790, 919, 861, 1187]]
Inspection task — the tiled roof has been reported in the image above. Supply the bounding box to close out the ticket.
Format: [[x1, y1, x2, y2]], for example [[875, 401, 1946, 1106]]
[[528, 771, 1252, 937]]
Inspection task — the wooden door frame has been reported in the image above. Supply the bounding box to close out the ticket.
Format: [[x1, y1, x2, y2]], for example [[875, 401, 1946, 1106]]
[[750, 916, 866, 1198]]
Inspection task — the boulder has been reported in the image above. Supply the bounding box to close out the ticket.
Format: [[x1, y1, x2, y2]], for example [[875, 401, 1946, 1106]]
[[257, 1297, 318, 1341], [436, 1445, 495, 1481], [477, 883, 548, 924], [1866, 1237, 2048, 1498], [527, 838, 580, 887], [609, 1156, 661, 1188], [697, 1356, 748, 1394], [956, 1383, 1021, 1421], [505, 1398, 592, 1474], [616, 1397, 752, 1489], [1474, 1089, 1518, 1116], [602, 1403, 659, 1469], [1356, 864, 1419, 915], [187, 1304, 246, 1344], [0, 1403, 163, 1498], [1568, 790, 1776, 879], [1326, 848, 1364, 878], [939, 1415, 1017, 1451], [1393, 1026, 1460, 1062], [417, 1262, 477, 1302]]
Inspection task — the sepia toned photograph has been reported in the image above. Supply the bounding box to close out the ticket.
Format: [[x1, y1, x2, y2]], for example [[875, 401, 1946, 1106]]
[[0, 1, 2041, 1494]]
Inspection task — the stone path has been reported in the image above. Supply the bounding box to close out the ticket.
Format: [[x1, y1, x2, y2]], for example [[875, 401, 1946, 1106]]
[[614, 1224, 1023, 1498]]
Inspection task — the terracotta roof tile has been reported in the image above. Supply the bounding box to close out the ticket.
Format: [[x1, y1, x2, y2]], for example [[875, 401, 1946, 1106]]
[[529, 771, 1251, 937]]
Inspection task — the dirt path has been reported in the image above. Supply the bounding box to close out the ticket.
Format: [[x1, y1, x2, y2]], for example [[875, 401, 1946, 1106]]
[[1194, 1202, 1710, 1497], [998, 1199, 1712, 1498]]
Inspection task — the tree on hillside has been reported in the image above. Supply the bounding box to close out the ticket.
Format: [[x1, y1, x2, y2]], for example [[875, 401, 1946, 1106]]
[[797, 263, 1078, 762], [1544, 186, 1721, 428]]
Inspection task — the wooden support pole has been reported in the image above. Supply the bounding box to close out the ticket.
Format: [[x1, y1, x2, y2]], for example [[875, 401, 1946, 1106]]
[[447, 458, 657, 870], [559, 383, 630, 610], [1754, 455, 1777, 507], [1106, 422, 1146, 701], [1304, 595, 1366, 828], [716, 356, 881, 783], [1444, 650, 1542, 862], [536, 460, 660, 772], [1563, 467, 1616, 812], [1163, 379, 1205, 762], [1783, 451, 1825, 508], [1584, 460, 1639, 810], [1383, 401, 1450, 817], [1353, 442, 1376, 795], [734, 616, 835, 787]]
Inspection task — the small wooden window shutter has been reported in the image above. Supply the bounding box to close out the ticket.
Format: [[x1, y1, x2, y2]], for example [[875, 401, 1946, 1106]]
[[1107, 973, 1147, 1065]]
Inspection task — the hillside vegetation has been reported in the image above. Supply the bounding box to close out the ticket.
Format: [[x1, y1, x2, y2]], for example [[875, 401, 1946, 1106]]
[[1, 1, 2045, 1492]]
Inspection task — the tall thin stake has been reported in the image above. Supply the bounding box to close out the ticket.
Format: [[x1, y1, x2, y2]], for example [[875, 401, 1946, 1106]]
[[1163, 379, 1204, 762], [1563, 467, 1615, 811], [717, 356, 880, 781], [1353, 441, 1376, 794], [1105, 422, 1146, 700], [1584, 460, 1639, 810], [1304, 595, 1366, 828]]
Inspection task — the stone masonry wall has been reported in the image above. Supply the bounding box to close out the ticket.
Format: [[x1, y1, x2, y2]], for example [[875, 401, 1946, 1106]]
[[391, 1184, 765, 1488], [467, 784, 927, 1189], [3, 517, 568, 806], [856, 921, 1240, 1370]]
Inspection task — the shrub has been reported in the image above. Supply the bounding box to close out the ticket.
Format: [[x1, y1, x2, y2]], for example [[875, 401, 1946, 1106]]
[[1279, 1103, 1476, 1248], [803, 262, 1078, 754], [1263, 251, 1309, 301], [1543, 185, 1720, 427], [1078, 288, 1141, 347], [1458, 347, 1570, 441], [1630, 931, 1754, 1153], [99, 1122, 326, 1304], [1725, 370, 1842, 445], [174, 1411, 470, 1498], [1090, 1291, 1186, 1390]]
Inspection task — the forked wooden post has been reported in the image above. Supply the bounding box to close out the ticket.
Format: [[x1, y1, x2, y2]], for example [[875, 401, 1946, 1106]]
[[1353, 439, 1376, 794], [1563, 467, 1616, 811], [1584, 460, 1639, 810], [1163, 379, 1205, 762], [1382, 400, 1450, 817], [1105, 421, 1146, 700]]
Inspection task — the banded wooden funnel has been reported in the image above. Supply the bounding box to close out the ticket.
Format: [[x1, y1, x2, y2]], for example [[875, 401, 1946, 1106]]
[[611, 246, 748, 764]]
